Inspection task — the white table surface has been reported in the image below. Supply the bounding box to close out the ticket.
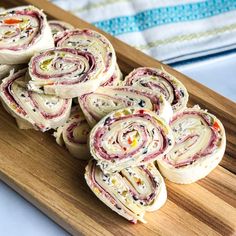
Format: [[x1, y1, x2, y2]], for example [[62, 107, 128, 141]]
[[0, 52, 235, 236]]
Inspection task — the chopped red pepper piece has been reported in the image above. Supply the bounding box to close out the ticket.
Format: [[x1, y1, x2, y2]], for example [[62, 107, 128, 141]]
[[213, 121, 220, 130], [128, 137, 132, 145], [4, 18, 22, 24], [139, 109, 144, 114]]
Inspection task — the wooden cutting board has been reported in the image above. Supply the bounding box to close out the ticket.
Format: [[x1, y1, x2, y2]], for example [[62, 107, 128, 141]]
[[0, 1, 236, 235]]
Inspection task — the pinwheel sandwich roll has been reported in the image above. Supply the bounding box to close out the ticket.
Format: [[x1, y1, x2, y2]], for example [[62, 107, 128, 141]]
[[101, 63, 123, 86], [85, 160, 167, 223], [79, 86, 173, 127], [54, 106, 90, 160], [48, 20, 74, 40], [55, 29, 116, 83], [27, 47, 114, 98], [0, 6, 54, 64], [0, 69, 72, 132], [90, 108, 174, 173], [123, 67, 188, 113], [157, 107, 226, 184]]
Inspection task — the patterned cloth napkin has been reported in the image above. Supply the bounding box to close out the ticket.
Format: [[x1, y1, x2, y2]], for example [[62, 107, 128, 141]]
[[52, 0, 236, 64]]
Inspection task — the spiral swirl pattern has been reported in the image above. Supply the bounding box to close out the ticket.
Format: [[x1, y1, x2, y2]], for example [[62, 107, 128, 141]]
[[157, 107, 226, 184], [122, 67, 189, 112], [0, 6, 54, 64], [79, 86, 172, 127], [85, 160, 167, 223], [27, 47, 108, 98], [55, 29, 116, 83], [0, 69, 72, 131], [90, 107, 174, 173]]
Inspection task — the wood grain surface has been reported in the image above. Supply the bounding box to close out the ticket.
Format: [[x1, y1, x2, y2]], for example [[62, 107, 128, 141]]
[[0, 1, 236, 235]]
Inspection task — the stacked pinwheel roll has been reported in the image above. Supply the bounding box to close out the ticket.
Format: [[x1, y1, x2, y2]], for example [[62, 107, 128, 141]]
[[157, 106, 226, 184], [48, 20, 74, 40], [85, 160, 167, 223], [54, 106, 90, 160], [0, 5, 226, 224]]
